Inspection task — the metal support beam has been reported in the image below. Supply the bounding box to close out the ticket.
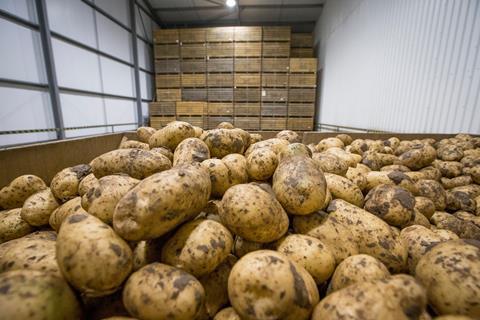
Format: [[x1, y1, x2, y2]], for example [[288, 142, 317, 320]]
[[165, 19, 317, 28], [130, 0, 144, 127], [136, 0, 164, 27], [35, 0, 65, 140], [155, 3, 324, 12]]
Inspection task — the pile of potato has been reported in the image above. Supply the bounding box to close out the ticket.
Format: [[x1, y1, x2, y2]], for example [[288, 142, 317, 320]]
[[1, 121, 480, 320]]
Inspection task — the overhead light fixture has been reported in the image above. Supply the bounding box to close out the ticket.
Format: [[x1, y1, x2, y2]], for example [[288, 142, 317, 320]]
[[226, 0, 236, 7]]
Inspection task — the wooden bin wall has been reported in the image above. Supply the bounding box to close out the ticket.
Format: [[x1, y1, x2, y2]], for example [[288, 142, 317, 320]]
[[234, 73, 261, 87], [149, 102, 176, 116], [207, 116, 233, 129], [156, 89, 181, 101], [154, 29, 179, 44], [208, 102, 233, 116], [262, 58, 289, 72], [261, 117, 287, 130], [262, 88, 288, 102], [289, 58, 318, 73], [288, 88, 316, 102], [180, 28, 206, 43], [154, 44, 180, 59], [155, 60, 180, 74], [287, 118, 314, 131], [177, 116, 204, 127], [181, 44, 206, 58], [235, 88, 261, 101], [208, 88, 234, 101], [150, 116, 176, 129], [234, 116, 260, 130], [181, 74, 206, 87], [176, 101, 206, 116], [263, 27, 291, 41], [262, 42, 290, 57], [234, 43, 262, 57], [208, 74, 234, 87], [156, 74, 181, 88], [207, 58, 234, 73], [234, 26, 262, 41], [234, 58, 261, 72], [261, 104, 288, 116], [182, 88, 207, 101], [290, 48, 314, 58], [289, 74, 317, 88], [181, 59, 206, 73], [288, 103, 315, 117], [234, 103, 260, 116], [262, 73, 289, 87], [207, 27, 234, 42], [291, 33, 313, 47], [207, 43, 234, 57]]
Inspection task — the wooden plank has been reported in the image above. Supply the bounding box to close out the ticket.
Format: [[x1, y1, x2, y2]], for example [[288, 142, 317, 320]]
[[155, 59, 180, 74], [207, 58, 234, 73], [261, 88, 288, 102], [291, 33, 313, 47], [176, 101, 206, 116], [180, 28, 206, 43], [234, 116, 260, 130], [234, 73, 261, 87], [181, 73, 206, 87], [208, 88, 234, 101], [290, 58, 318, 73], [261, 117, 287, 130], [150, 116, 176, 129], [208, 73, 234, 87], [182, 88, 207, 101], [181, 43, 206, 58], [154, 44, 180, 59], [262, 73, 289, 87], [262, 42, 290, 57], [290, 48, 314, 58], [154, 29, 179, 44], [149, 101, 176, 116], [156, 74, 181, 88], [234, 88, 261, 101], [234, 42, 262, 57], [181, 59, 206, 73], [234, 58, 261, 72], [262, 58, 289, 72], [207, 27, 234, 42], [176, 116, 204, 127], [287, 117, 314, 131], [289, 74, 317, 88], [234, 103, 260, 116], [156, 89, 181, 101], [263, 26, 291, 41], [234, 26, 262, 41], [288, 103, 315, 117], [288, 88, 316, 102], [208, 102, 233, 116], [261, 103, 288, 116], [207, 42, 234, 57]]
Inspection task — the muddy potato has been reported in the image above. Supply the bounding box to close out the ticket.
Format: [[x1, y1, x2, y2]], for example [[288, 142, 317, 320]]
[[437, 144, 464, 161], [441, 175, 472, 189], [312, 152, 348, 176], [464, 165, 480, 184], [220, 184, 288, 243], [228, 250, 319, 320], [365, 170, 419, 194], [430, 211, 480, 240], [222, 154, 248, 186], [291, 211, 327, 234], [136, 126, 156, 143], [233, 236, 265, 257], [362, 151, 397, 171], [0, 270, 82, 320], [150, 147, 174, 162], [114, 164, 211, 241], [420, 165, 442, 181], [404, 209, 431, 228], [454, 211, 480, 228], [345, 166, 369, 191], [202, 129, 246, 158], [336, 133, 353, 146], [417, 179, 447, 211], [245, 138, 289, 157], [173, 137, 210, 166], [132, 239, 163, 271], [123, 263, 205, 320], [414, 196, 436, 219], [277, 234, 336, 284], [416, 240, 480, 317], [49, 197, 83, 231], [396, 143, 437, 170], [325, 173, 364, 207], [276, 130, 301, 143], [278, 143, 311, 161], [193, 126, 204, 138], [434, 316, 474, 320], [249, 133, 262, 145], [57, 212, 133, 297], [381, 164, 410, 172], [201, 159, 231, 198], [325, 147, 362, 167], [432, 228, 460, 241], [214, 307, 241, 320], [21, 188, 59, 226], [78, 173, 99, 196], [446, 190, 477, 213], [385, 137, 400, 150], [328, 254, 390, 293], [50, 164, 91, 202], [433, 160, 463, 178], [0, 208, 33, 243], [349, 139, 369, 155], [316, 137, 345, 152], [148, 121, 196, 150], [450, 184, 480, 198], [0, 175, 47, 209], [119, 137, 149, 150], [246, 147, 278, 181], [217, 121, 234, 129]]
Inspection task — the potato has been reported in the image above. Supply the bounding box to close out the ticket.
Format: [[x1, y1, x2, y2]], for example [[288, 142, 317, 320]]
[[123, 263, 205, 320], [148, 121, 196, 150], [245, 138, 289, 157], [246, 147, 278, 181], [132, 239, 163, 271], [433, 160, 463, 178], [276, 130, 301, 143], [416, 239, 480, 317], [228, 250, 319, 320], [78, 173, 98, 196], [81, 175, 139, 224], [291, 211, 327, 234], [0, 175, 47, 209], [316, 137, 344, 152], [173, 137, 210, 166], [336, 133, 353, 146], [119, 137, 149, 150], [345, 166, 368, 191], [365, 170, 418, 194], [21, 188, 59, 226], [385, 136, 400, 150], [446, 189, 477, 213], [161, 219, 233, 277], [0, 270, 82, 320], [201, 159, 231, 197], [277, 234, 336, 284], [454, 211, 480, 227], [451, 184, 480, 198], [364, 184, 415, 227], [214, 307, 241, 320], [312, 152, 348, 176], [325, 173, 364, 207], [222, 154, 248, 186], [217, 121, 234, 129], [417, 179, 447, 210], [396, 143, 437, 170], [362, 151, 397, 170], [464, 165, 480, 184], [150, 147, 174, 162], [233, 236, 265, 257], [193, 126, 204, 138], [48, 197, 83, 232], [434, 316, 474, 320], [0, 208, 33, 243], [114, 164, 211, 241], [273, 156, 327, 215], [404, 209, 431, 228], [430, 211, 480, 240], [136, 126, 156, 143], [249, 133, 262, 145], [50, 164, 91, 202], [414, 196, 436, 219], [57, 212, 133, 297], [432, 228, 460, 241], [202, 129, 246, 158], [220, 184, 288, 243], [437, 144, 464, 161], [325, 147, 362, 167], [278, 143, 312, 161], [381, 164, 410, 172], [420, 165, 442, 181], [441, 175, 472, 189], [327, 254, 390, 293]]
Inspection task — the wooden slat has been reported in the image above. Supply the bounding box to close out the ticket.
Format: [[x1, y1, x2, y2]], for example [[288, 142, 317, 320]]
[[289, 58, 318, 73], [207, 116, 233, 129], [208, 88, 234, 101], [156, 89, 181, 101], [154, 29, 179, 44], [290, 48, 314, 58], [234, 73, 261, 87], [181, 43, 206, 58], [262, 42, 290, 57], [261, 88, 288, 102], [180, 28, 206, 43], [207, 27, 234, 42], [207, 58, 234, 73], [289, 74, 317, 88], [181, 59, 206, 73], [287, 117, 314, 131], [234, 116, 260, 130], [288, 103, 315, 117], [182, 88, 207, 101], [207, 42, 234, 57], [208, 73, 233, 87], [234, 26, 262, 41], [234, 42, 262, 57], [234, 88, 261, 101], [263, 26, 291, 41], [154, 44, 180, 59], [234, 58, 261, 72], [291, 33, 313, 47], [155, 59, 180, 74], [150, 116, 176, 129], [234, 103, 260, 116], [176, 101, 206, 116], [208, 102, 233, 116], [181, 74, 206, 87], [288, 88, 316, 102], [261, 104, 287, 116], [156, 74, 181, 88], [149, 101, 176, 116], [261, 117, 287, 130], [262, 73, 289, 87], [177, 116, 204, 127], [261, 58, 290, 72]]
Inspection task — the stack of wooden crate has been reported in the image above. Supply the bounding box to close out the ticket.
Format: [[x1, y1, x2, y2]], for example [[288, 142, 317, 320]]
[[290, 33, 314, 58], [288, 58, 317, 131]]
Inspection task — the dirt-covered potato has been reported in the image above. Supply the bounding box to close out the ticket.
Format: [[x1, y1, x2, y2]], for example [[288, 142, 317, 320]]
[[114, 164, 211, 241], [437, 144, 464, 161], [414, 196, 436, 219], [420, 165, 442, 181], [0, 208, 33, 243], [0, 175, 47, 209], [276, 130, 300, 143], [57, 212, 133, 297], [312, 152, 348, 176], [446, 189, 477, 213], [193, 126, 204, 138], [249, 133, 262, 145], [433, 316, 474, 320], [416, 179, 447, 210], [464, 165, 480, 184], [202, 129, 246, 158], [228, 250, 319, 320], [173, 137, 210, 166], [328, 254, 390, 293], [441, 175, 473, 189], [278, 143, 312, 161], [381, 164, 410, 172], [246, 147, 278, 181], [220, 184, 288, 243], [217, 121, 235, 129], [119, 137, 149, 150], [433, 160, 463, 178], [325, 173, 364, 207], [132, 239, 163, 271], [201, 159, 231, 198], [396, 143, 437, 170], [222, 154, 248, 186], [0, 270, 82, 319], [404, 209, 431, 228], [50, 164, 91, 202], [150, 147, 174, 162], [245, 138, 289, 157], [78, 173, 98, 196], [81, 175, 139, 224], [161, 219, 233, 277], [416, 239, 480, 317], [277, 234, 336, 284], [325, 147, 362, 167], [430, 211, 480, 240], [136, 126, 156, 143], [336, 133, 353, 146], [21, 188, 59, 226], [82, 290, 131, 320], [214, 307, 241, 320], [345, 164, 370, 191], [233, 236, 265, 258], [362, 151, 397, 171], [365, 170, 418, 194], [148, 121, 196, 150], [48, 197, 83, 231], [273, 156, 327, 215], [451, 184, 480, 198], [316, 137, 345, 152], [454, 211, 480, 228]]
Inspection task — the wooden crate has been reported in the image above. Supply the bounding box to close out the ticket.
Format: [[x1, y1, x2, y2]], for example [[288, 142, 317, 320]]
[[154, 29, 179, 44], [182, 88, 207, 101], [289, 88, 316, 102], [156, 89, 181, 101], [176, 101, 206, 116], [181, 74, 206, 87], [290, 58, 317, 73], [207, 58, 234, 73], [155, 59, 180, 74], [234, 43, 262, 57], [234, 73, 261, 87], [149, 101, 175, 116], [290, 48, 314, 58], [235, 88, 261, 101], [208, 102, 233, 116], [262, 42, 290, 57], [261, 103, 287, 116], [181, 59, 206, 73], [291, 33, 313, 47], [208, 73, 233, 87], [288, 117, 314, 131], [288, 103, 315, 117], [207, 116, 233, 129], [207, 43, 234, 57], [262, 58, 289, 72], [180, 28, 206, 43], [177, 116, 204, 127], [234, 116, 260, 130], [208, 88, 234, 101], [150, 116, 176, 129], [263, 27, 291, 41], [156, 74, 181, 88], [262, 73, 288, 87], [181, 43, 206, 58], [234, 26, 262, 41], [154, 44, 180, 59], [289, 74, 317, 88], [261, 117, 287, 130], [234, 58, 261, 72], [262, 88, 288, 102], [207, 27, 234, 42], [234, 103, 260, 116]]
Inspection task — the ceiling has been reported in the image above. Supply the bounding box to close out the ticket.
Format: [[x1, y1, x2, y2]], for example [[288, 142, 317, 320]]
[[146, 0, 324, 32]]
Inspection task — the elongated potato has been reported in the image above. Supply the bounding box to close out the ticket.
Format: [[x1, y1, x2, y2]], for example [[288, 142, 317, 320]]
[[396, 143, 437, 170], [222, 154, 248, 186], [441, 175, 473, 189], [173, 137, 210, 166], [325, 173, 364, 207], [119, 138, 149, 150], [148, 121, 196, 150], [316, 137, 344, 152], [201, 159, 231, 197], [136, 126, 156, 143], [21, 188, 59, 226], [381, 164, 410, 172], [0, 175, 47, 209], [246, 147, 278, 181], [446, 189, 477, 213], [245, 138, 289, 157], [50, 164, 92, 202], [0, 208, 33, 243], [430, 211, 480, 240], [48, 197, 83, 232], [365, 170, 418, 194], [78, 173, 98, 196]]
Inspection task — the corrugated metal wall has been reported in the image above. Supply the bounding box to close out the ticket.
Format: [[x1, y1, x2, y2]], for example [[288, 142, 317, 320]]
[[315, 0, 480, 134]]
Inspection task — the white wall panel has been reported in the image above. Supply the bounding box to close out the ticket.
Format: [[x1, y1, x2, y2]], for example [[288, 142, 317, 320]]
[[96, 12, 132, 62], [316, 0, 480, 134], [94, 0, 129, 26], [0, 0, 37, 22], [138, 38, 153, 71], [100, 57, 135, 97], [136, 8, 153, 42], [139, 70, 153, 100], [104, 98, 137, 125]]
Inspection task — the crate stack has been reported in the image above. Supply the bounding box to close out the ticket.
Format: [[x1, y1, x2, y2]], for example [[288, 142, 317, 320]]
[[290, 33, 314, 58]]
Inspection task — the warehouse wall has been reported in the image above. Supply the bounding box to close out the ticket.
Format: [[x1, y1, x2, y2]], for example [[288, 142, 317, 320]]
[[0, 0, 157, 146], [315, 0, 480, 134]]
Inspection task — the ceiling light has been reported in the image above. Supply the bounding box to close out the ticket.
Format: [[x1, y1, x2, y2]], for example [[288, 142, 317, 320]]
[[226, 0, 236, 7]]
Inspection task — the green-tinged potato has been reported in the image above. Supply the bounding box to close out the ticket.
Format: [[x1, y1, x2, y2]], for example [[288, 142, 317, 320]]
[[464, 165, 480, 184], [325, 147, 362, 167], [82, 175, 139, 224], [437, 144, 464, 161], [249, 133, 262, 145], [327, 199, 407, 272], [416, 240, 480, 317], [0, 175, 47, 209], [325, 173, 364, 207], [57, 212, 133, 297], [202, 129, 246, 158], [336, 133, 353, 146], [313, 274, 427, 320], [244, 138, 289, 157], [246, 147, 278, 180], [430, 211, 480, 240], [119, 138, 149, 150], [0, 208, 33, 243], [113, 164, 211, 241], [327, 254, 390, 293], [233, 236, 265, 257], [454, 211, 480, 228], [396, 143, 437, 170], [417, 180, 447, 211], [414, 196, 436, 219], [214, 307, 241, 320], [312, 152, 348, 176], [148, 121, 196, 150], [362, 151, 397, 171], [78, 173, 98, 196], [193, 126, 204, 138], [446, 190, 477, 213], [228, 250, 319, 320], [201, 159, 231, 197], [276, 130, 301, 143], [49, 197, 83, 232], [273, 156, 327, 215], [404, 209, 431, 228], [441, 175, 472, 189], [136, 126, 156, 143], [150, 147, 174, 162], [132, 239, 163, 271], [222, 154, 248, 186], [21, 188, 59, 226], [365, 170, 418, 194], [364, 184, 415, 227], [161, 219, 233, 277], [123, 263, 205, 320], [278, 143, 312, 161], [381, 164, 410, 172], [0, 270, 82, 320], [433, 160, 463, 178], [277, 234, 336, 284], [220, 184, 288, 243], [50, 164, 91, 202], [173, 137, 210, 166], [316, 137, 344, 152]]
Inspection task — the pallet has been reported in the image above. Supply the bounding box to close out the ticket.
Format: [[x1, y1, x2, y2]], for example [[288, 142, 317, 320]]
[[154, 44, 180, 59], [155, 59, 180, 74], [182, 88, 207, 101], [207, 43, 234, 57], [234, 103, 260, 116], [262, 73, 288, 87], [181, 43, 206, 58], [289, 58, 317, 73], [234, 88, 261, 102], [234, 42, 262, 57], [207, 116, 233, 129], [262, 42, 290, 57], [150, 116, 176, 129], [207, 27, 234, 42], [263, 27, 291, 42], [234, 58, 261, 72], [289, 74, 317, 88], [288, 88, 316, 102], [261, 88, 288, 102], [208, 102, 233, 116], [288, 103, 315, 117], [291, 33, 313, 48], [181, 74, 206, 87], [180, 28, 206, 43], [287, 117, 314, 131], [234, 116, 260, 130], [234, 73, 261, 87], [207, 58, 234, 73], [261, 117, 287, 130], [290, 48, 314, 58], [176, 101, 206, 116], [181, 59, 206, 73], [261, 104, 287, 117], [156, 74, 181, 88], [149, 101, 176, 116], [208, 73, 233, 87], [234, 26, 262, 42], [156, 89, 181, 101], [177, 116, 204, 127], [262, 58, 290, 72], [208, 88, 234, 102]]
